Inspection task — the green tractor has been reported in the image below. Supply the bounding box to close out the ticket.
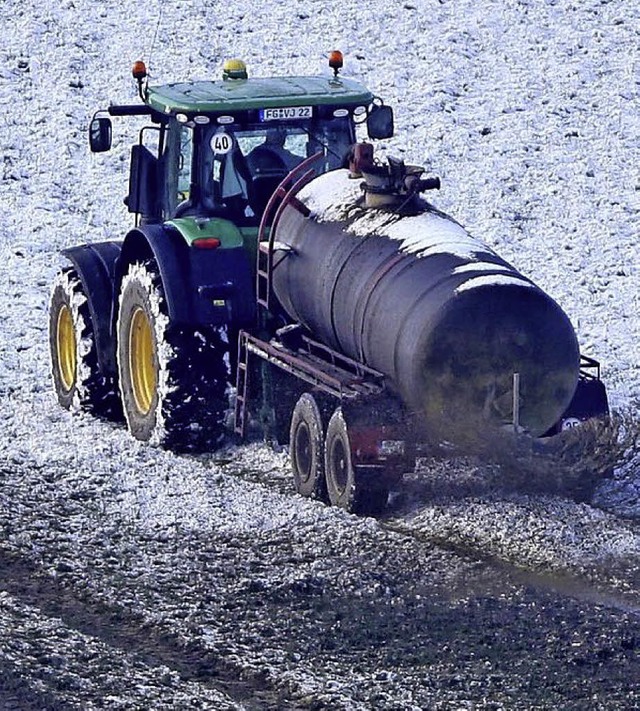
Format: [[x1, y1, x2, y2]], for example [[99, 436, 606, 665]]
[[49, 54, 394, 451]]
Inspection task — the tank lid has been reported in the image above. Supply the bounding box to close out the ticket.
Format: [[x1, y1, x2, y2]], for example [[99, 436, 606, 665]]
[[348, 147, 441, 210]]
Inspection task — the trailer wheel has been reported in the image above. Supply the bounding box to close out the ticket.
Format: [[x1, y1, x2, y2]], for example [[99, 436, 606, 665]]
[[324, 408, 389, 515], [117, 261, 229, 451], [49, 268, 119, 417], [290, 393, 328, 500]]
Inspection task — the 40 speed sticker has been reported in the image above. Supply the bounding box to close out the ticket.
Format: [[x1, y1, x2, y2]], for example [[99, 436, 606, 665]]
[[259, 106, 312, 121], [210, 132, 233, 154]]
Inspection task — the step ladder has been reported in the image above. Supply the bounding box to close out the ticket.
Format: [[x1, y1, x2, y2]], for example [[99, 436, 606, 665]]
[[234, 331, 251, 438], [255, 152, 322, 311]]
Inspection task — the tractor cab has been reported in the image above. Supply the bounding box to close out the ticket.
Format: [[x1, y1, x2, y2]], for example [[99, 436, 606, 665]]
[[90, 56, 394, 227], [172, 111, 357, 223]]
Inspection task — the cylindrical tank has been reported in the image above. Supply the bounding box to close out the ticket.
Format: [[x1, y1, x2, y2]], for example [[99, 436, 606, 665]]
[[271, 169, 579, 439]]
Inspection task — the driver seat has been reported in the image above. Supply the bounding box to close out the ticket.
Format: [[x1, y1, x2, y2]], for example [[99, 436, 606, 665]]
[[246, 148, 289, 215]]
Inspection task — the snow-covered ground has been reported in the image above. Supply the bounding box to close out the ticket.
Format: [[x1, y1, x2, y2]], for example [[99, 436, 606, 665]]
[[1, 0, 639, 707]]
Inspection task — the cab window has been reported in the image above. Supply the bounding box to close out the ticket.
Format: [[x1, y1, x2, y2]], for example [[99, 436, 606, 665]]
[[203, 116, 354, 221], [178, 126, 193, 202]]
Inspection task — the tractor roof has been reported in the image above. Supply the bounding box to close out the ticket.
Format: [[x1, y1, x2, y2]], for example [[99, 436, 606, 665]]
[[145, 76, 374, 115]]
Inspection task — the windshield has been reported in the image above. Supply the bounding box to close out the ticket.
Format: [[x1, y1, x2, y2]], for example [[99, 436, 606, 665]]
[[194, 117, 355, 221]]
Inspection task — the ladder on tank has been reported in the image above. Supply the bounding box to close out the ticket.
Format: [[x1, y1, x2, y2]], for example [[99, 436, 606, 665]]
[[234, 332, 251, 439], [255, 152, 323, 312]]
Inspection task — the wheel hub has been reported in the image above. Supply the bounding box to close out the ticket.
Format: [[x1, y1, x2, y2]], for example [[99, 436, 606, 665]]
[[331, 439, 349, 493], [129, 307, 157, 415], [56, 305, 76, 393], [294, 422, 313, 482]]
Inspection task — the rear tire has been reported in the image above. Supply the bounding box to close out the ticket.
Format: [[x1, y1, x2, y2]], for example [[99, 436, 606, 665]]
[[117, 261, 229, 451], [290, 393, 328, 501], [324, 407, 389, 516], [49, 268, 120, 417]]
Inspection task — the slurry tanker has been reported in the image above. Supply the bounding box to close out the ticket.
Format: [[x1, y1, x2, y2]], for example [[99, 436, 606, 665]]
[[49, 55, 608, 513]]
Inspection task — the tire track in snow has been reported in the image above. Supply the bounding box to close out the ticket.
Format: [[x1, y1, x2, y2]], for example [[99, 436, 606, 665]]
[[1, 452, 640, 709], [218, 443, 640, 610], [0, 548, 265, 710]]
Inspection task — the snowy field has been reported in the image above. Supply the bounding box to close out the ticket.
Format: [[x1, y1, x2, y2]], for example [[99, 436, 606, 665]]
[[1, 0, 639, 707]]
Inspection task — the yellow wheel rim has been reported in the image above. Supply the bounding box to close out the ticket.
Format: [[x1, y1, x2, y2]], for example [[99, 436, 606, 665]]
[[56, 305, 76, 393], [129, 307, 157, 415]]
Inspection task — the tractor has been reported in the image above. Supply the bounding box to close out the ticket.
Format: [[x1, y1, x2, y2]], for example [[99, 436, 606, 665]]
[[49, 53, 394, 452]]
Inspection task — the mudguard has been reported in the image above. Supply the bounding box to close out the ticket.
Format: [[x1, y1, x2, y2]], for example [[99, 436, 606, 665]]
[[62, 241, 122, 377], [118, 223, 256, 327]]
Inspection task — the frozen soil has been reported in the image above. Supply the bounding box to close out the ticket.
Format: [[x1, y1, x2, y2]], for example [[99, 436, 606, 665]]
[[0, 441, 640, 709]]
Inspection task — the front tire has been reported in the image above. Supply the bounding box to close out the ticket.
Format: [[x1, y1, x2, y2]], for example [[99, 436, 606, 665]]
[[117, 261, 229, 451], [49, 268, 119, 417]]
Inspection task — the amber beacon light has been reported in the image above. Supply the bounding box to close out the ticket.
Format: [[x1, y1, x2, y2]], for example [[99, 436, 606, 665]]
[[329, 50, 343, 77], [222, 59, 248, 80], [132, 60, 148, 100], [132, 60, 148, 80]]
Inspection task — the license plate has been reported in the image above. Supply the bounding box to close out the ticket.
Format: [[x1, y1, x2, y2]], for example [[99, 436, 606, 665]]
[[379, 440, 406, 456], [259, 106, 313, 121]]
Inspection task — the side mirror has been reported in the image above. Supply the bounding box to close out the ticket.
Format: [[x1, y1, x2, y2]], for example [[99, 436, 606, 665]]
[[89, 117, 112, 153], [367, 104, 394, 140]]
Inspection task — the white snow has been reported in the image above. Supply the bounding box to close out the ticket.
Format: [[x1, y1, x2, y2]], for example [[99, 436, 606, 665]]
[[300, 168, 497, 260], [455, 273, 535, 294], [297, 168, 363, 219], [451, 262, 511, 277], [385, 212, 481, 260]]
